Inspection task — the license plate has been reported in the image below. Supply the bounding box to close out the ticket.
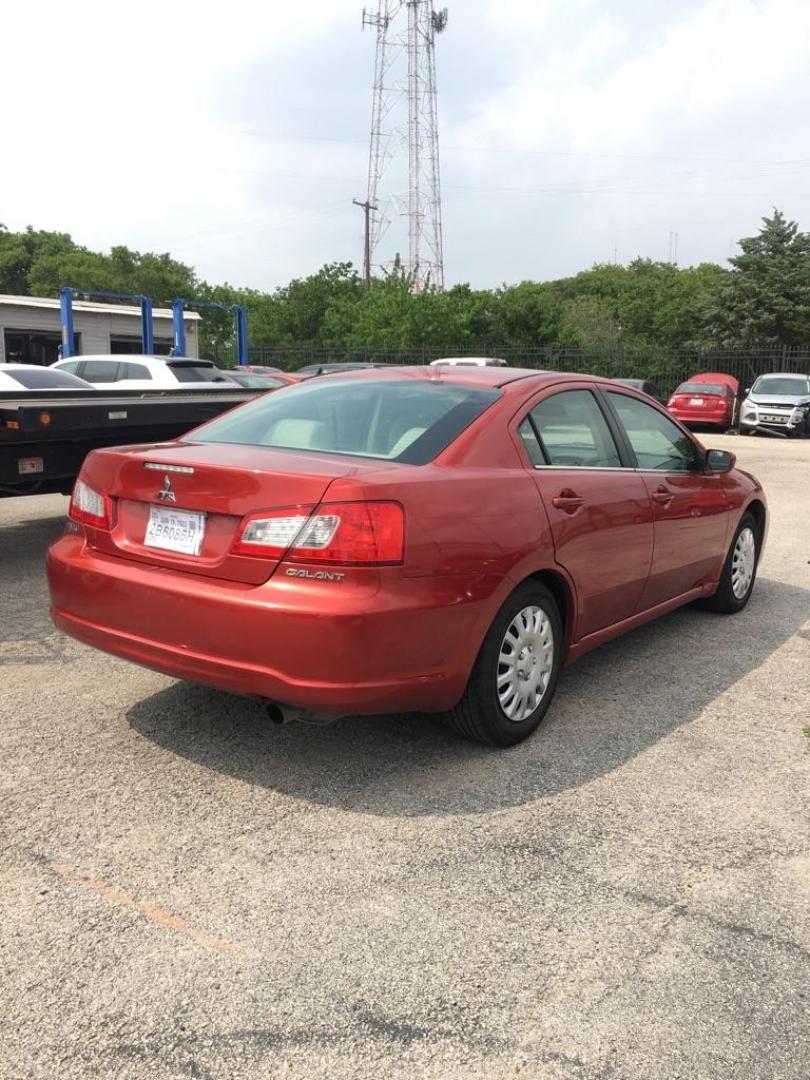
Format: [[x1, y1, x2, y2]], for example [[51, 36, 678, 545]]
[[762, 414, 786, 423], [144, 506, 206, 556], [689, 398, 704, 405], [17, 456, 44, 475]]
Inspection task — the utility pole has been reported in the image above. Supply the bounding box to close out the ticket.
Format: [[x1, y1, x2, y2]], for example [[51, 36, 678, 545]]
[[353, 197, 378, 287], [361, 1, 448, 290]]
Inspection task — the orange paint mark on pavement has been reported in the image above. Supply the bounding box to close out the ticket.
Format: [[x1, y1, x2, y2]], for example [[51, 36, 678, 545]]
[[50, 861, 242, 955]]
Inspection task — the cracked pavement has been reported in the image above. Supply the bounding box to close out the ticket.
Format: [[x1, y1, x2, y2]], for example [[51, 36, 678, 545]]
[[1, 433, 808, 1079]]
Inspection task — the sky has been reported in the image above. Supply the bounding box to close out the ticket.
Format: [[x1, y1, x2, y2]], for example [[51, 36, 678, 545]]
[[2, 0, 809, 291]]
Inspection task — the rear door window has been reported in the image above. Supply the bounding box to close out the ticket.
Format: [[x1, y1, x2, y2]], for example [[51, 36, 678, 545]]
[[80, 360, 121, 383], [608, 392, 697, 471], [527, 390, 622, 468], [119, 362, 151, 381]]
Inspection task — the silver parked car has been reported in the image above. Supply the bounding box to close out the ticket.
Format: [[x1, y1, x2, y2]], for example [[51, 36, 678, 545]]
[[739, 373, 810, 436]]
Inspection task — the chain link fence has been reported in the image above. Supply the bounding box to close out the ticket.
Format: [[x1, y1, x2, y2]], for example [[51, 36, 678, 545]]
[[212, 343, 810, 397]]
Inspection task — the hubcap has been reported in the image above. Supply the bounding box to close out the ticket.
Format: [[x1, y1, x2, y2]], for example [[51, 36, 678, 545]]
[[497, 605, 554, 723], [731, 526, 756, 599]]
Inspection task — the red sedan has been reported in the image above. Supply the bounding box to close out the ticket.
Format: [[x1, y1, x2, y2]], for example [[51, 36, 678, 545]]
[[667, 372, 739, 430], [48, 368, 766, 746]]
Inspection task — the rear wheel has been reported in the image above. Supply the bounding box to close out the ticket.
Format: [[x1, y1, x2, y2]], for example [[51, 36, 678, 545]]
[[444, 582, 562, 746], [700, 513, 760, 614]]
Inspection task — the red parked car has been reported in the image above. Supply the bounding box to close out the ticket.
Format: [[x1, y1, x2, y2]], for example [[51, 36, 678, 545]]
[[667, 372, 739, 429], [48, 368, 766, 746]]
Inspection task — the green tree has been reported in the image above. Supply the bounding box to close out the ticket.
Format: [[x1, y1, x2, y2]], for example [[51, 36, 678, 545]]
[[0, 226, 76, 295], [488, 281, 561, 346], [704, 209, 810, 345], [558, 296, 622, 348]]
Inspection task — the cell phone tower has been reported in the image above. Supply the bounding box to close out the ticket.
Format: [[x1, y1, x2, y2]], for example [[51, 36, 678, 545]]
[[360, 1, 448, 291]]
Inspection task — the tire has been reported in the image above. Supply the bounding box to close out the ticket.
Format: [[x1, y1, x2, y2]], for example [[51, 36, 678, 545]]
[[700, 512, 760, 614], [444, 582, 563, 746]]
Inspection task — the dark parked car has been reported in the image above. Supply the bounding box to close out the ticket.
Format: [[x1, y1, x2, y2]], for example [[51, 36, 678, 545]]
[[296, 362, 382, 377], [611, 378, 664, 403], [222, 370, 301, 390]]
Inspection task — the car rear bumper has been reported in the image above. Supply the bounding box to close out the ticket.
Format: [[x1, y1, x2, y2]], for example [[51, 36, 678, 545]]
[[47, 535, 497, 715], [668, 408, 730, 427]]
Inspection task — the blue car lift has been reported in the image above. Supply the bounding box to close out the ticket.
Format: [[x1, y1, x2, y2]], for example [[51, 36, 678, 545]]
[[171, 300, 249, 367], [59, 287, 154, 358]]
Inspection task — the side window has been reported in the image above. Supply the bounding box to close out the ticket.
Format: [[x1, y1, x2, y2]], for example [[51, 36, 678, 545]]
[[119, 363, 151, 380], [58, 361, 81, 375], [529, 390, 621, 468], [81, 361, 120, 383], [608, 392, 696, 472], [518, 417, 544, 466]]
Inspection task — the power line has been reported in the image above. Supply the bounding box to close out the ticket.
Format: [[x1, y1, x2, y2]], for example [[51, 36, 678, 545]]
[[209, 126, 810, 168]]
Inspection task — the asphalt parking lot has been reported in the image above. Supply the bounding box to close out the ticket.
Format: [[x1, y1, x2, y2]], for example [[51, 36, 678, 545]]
[[1, 433, 809, 1080]]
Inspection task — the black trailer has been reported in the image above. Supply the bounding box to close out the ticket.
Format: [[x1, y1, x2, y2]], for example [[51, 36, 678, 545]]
[[0, 387, 260, 498]]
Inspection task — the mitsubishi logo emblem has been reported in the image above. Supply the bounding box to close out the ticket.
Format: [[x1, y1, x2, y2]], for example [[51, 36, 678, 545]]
[[155, 475, 177, 503]]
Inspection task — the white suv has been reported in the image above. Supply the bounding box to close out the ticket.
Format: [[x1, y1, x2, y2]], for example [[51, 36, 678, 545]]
[[51, 354, 235, 391], [739, 373, 810, 436]]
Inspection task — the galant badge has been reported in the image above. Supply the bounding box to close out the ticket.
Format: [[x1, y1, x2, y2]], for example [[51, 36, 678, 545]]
[[285, 568, 345, 582], [155, 475, 177, 504]]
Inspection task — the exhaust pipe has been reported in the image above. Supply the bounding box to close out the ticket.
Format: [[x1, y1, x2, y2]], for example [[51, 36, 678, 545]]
[[266, 703, 287, 726], [264, 701, 340, 727]]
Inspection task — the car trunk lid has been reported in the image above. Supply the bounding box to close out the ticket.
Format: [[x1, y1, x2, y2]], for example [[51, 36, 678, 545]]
[[81, 441, 367, 584]]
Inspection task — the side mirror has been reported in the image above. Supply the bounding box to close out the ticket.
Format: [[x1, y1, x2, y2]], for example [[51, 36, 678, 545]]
[[705, 449, 736, 474], [743, 388, 750, 397]]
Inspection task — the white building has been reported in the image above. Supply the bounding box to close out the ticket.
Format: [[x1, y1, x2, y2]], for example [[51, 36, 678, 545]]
[[0, 294, 200, 365]]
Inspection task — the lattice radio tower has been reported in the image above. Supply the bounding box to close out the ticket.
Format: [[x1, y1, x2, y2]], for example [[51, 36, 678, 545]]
[[360, 1, 448, 290]]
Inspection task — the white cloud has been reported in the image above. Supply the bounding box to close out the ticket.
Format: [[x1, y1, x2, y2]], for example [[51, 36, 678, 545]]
[[0, 0, 358, 276], [1, 0, 808, 288], [465, 0, 810, 152]]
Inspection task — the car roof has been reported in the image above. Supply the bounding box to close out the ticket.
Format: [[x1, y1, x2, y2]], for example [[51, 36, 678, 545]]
[[298, 364, 610, 390], [53, 354, 216, 366], [5, 363, 61, 372]]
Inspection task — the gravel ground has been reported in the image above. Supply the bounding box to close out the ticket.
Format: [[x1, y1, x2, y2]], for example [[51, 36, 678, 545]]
[[1, 433, 808, 1080]]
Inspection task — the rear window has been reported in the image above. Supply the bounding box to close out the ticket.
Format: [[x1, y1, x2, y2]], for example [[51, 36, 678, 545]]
[[194, 377, 501, 464], [676, 382, 727, 396], [8, 368, 90, 389], [167, 361, 221, 383]]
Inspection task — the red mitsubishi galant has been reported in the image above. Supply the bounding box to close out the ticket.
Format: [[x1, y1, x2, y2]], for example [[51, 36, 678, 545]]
[[47, 367, 766, 746]]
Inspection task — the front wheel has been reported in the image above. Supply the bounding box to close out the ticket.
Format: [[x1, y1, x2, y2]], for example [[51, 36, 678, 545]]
[[444, 582, 562, 746], [700, 513, 760, 614]]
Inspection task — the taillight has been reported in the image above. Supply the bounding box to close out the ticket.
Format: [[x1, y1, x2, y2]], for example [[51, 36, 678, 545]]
[[69, 479, 113, 529], [233, 501, 404, 565]]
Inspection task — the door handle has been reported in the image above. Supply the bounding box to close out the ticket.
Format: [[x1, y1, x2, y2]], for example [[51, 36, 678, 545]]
[[552, 490, 584, 511], [651, 487, 673, 506]]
